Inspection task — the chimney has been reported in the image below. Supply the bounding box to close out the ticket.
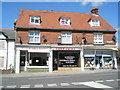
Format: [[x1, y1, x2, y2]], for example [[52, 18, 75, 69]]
[[91, 7, 99, 15]]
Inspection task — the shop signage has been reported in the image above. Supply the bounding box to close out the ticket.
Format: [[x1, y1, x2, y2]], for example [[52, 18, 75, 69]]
[[52, 47, 81, 50]]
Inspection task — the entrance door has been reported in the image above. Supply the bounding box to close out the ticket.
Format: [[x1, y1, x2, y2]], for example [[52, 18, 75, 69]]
[[95, 56, 102, 68], [20, 56, 26, 72]]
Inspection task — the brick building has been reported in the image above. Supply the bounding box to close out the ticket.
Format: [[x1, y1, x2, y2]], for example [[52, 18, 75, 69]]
[[14, 8, 118, 73]]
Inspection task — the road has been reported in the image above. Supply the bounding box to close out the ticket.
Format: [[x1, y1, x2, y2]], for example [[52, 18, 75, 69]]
[[1, 70, 120, 89]]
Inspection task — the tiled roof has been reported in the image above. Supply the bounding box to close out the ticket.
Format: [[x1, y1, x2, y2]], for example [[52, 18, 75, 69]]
[[15, 9, 115, 31]]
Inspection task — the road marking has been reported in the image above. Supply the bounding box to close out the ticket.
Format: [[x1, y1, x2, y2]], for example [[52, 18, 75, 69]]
[[116, 79, 120, 81], [106, 80, 115, 82], [71, 82, 82, 85], [95, 80, 104, 83], [20, 85, 30, 88], [0, 86, 4, 88], [60, 83, 70, 86], [6, 85, 16, 88], [81, 81, 113, 88], [47, 84, 57, 87], [34, 84, 43, 88]]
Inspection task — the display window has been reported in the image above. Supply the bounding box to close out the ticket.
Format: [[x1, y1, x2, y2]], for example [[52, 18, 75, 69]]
[[84, 57, 94, 67], [29, 53, 48, 66], [103, 57, 112, 67]]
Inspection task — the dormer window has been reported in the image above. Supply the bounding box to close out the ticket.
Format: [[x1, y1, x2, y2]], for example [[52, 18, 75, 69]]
[[60, 18, 70, 26], [89, 20, 100, 27], [30, 16, 40, 24]]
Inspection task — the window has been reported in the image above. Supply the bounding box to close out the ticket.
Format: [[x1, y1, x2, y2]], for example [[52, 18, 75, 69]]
[[60, 18, 70, 26], [94, 33, 103, 44], [61, 32, 72, 44], [90, 20, 100, 27], [29, 53, 48, 66], [30, 16, 40, 24], [28, 31, 40, 43]]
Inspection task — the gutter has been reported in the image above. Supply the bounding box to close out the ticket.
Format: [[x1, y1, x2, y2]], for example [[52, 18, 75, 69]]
[[15, 27, 116, 33]]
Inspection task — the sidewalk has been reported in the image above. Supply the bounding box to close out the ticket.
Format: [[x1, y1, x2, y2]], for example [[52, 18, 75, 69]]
[[1, 69, 118, 78]]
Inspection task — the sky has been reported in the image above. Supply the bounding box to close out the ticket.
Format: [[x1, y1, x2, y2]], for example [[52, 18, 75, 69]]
[[0, 1, 119, 43]]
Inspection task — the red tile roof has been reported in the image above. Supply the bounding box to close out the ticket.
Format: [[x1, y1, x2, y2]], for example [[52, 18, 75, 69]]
[[15, 9, 115, 31]]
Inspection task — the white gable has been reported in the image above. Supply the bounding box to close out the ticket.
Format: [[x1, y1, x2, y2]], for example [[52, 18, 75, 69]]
[[0, 33, 6, 39]]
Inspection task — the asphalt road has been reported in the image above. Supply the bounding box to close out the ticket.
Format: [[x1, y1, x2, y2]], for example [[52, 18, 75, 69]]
[[1, 70, 120, 89]]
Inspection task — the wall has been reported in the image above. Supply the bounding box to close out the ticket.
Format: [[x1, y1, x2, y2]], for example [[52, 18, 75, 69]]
[[16, 29, 116, 45]]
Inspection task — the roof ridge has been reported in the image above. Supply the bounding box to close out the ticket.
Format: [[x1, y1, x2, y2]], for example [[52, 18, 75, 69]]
[[20, 9, 91, 15]]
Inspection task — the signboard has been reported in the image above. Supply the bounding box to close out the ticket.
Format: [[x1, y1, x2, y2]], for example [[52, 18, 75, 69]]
[[52, 47, 81, 50]]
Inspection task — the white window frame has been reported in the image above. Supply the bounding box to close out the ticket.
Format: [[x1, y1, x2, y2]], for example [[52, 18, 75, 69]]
[[94, 33, 103, 44], [30, 16, 40, 25], [60, 18, 70, 26], [61, 32, 72, 44], [90, 20, 100, 27], [28, 31, 40, 43]]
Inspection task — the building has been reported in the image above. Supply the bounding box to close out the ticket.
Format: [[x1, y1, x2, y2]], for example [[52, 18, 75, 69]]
[[14, 8, 118, 73], [0, 29, 15, 70]]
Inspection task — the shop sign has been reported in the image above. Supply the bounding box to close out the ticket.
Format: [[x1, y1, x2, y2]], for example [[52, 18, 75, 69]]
[[52, 47, 81, 50]]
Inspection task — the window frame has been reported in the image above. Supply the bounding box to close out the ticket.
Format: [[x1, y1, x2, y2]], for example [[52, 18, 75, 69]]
[[60, 18, 70, 26], [28, 31, 40, 43], [30, 16, 40, 25], [93, 33, 103, 44], [90, 19, 100, 27], [61, 32, 72, 44]]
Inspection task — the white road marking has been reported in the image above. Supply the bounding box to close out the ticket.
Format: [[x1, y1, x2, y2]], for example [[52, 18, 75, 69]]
[[106, 80, 115, 82], [81, 81, 113, 88], [71, 82, 82, 85], [116, 79, 120, 81], [60, 83, 70, 86], [34, 84, 44, 88], [6, 85, 16, 88], [0, 86, 4, 88], [20, 85, 30, 88], [95, 80, 104, 83], [47, 84, 57, 87]]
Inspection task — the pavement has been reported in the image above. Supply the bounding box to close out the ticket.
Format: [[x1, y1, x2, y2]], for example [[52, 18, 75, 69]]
[[1, 68, 119, 78]]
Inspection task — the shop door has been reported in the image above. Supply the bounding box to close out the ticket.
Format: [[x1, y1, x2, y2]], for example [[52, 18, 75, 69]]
[[95, 56, 102, 68], [20, 56, 26, 72]]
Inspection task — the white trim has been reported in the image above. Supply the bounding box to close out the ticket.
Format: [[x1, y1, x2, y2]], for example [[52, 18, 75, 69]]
[[60, 18, 70, 26], [61, 32, 72, 44], [28, 31, 40, 43], [89, 19, 100, 27], [93, 33, 103, 44], [29, 16, 40, 25]]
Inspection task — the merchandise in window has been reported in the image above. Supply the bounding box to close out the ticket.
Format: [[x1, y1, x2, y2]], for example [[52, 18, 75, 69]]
[[84, 57, 94, 67]]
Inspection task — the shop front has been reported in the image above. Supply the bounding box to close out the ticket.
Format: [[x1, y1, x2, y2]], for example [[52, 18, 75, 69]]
[[16, 45, 51, 73], [52, 47, 81, 71], [83, 46, 118, 69]]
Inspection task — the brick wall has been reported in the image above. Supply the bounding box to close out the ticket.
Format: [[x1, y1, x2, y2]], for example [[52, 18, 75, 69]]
[[16, 29, 116, 45]]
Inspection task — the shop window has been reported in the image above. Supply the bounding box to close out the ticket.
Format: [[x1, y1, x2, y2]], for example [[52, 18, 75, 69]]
[[58, 52, 79, 67], [84, 57, 94, 67], [29, 53, 48, 66], [94, 33, 103, 44], [103, 57, 112, 67], [30, 16, 40, 24], [60, 18, 70, 26], [61, 32, 72, 44], [28, 31, 40, 43]]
